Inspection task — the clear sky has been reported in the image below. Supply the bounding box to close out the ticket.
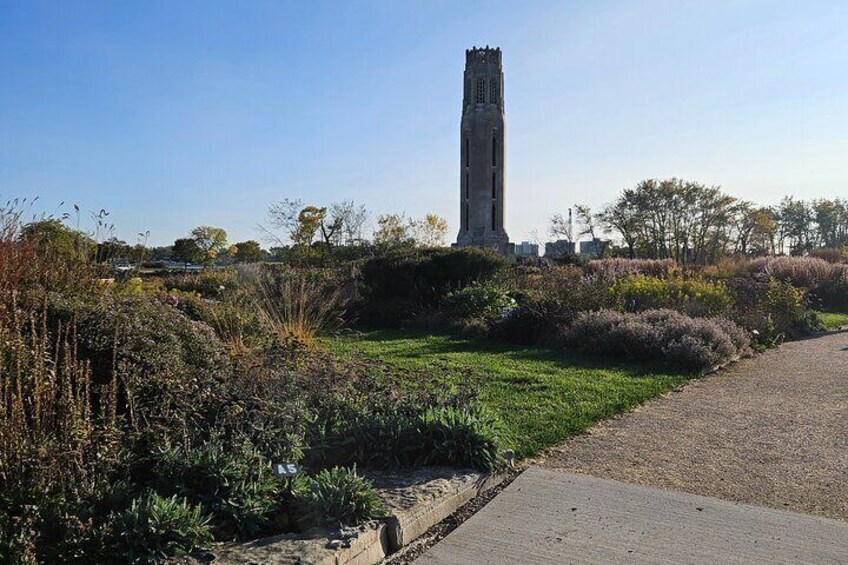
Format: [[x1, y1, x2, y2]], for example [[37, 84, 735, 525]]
[[2, 0, 846, 246]]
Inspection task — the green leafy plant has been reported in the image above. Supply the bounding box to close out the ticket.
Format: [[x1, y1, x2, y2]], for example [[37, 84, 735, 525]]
[[299, 467, 385, 528], [610, 274, 732, 317], [104, 492, 213, 563], [442, 285, 516, 322], [153, 440, 283, 541]]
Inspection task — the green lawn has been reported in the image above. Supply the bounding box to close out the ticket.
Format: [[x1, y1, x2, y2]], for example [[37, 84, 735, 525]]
[[325, 330, 687, 459], [817, 311, 848, 330]]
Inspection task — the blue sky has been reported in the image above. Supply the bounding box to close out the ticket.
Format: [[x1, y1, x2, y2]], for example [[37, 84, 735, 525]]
[[2, 0, 846, 246]]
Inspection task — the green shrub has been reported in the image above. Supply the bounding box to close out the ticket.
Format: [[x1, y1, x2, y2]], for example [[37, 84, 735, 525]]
[[104, 493, 213, 563], [610, 274, 732, 317], [310, 402, 503, 472], [299, 467, 385, 528], [442, 285, 516, 322], [491, 267, 614, 345], [766, 278, 820, 339], [358, 247, 507, 326], [160, 269, 240, 298], [417, 406, 503, 471], [153, 440, 284, 541]]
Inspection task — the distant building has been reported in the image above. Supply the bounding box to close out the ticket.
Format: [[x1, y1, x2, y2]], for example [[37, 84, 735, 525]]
[[579, 238, 610, 257], [545, 240, 575, 258], [514, 241, 539, 257]]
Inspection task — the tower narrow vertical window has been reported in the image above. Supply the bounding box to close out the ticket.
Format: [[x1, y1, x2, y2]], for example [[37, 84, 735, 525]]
[[465, 173, 469, 200], [465, 138, 469, 168], [476, 78, 485, 103], [491, 173, 496, 199], [465, 203, 469, 231], [492, 135, 497, 166]]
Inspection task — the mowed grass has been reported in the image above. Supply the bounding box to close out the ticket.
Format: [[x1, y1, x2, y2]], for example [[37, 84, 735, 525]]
[[326, 329, 687, 459], [817, 311, 848, 330]]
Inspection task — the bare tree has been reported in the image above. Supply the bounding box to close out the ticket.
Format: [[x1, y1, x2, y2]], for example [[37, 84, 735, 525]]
[[329, 200, 370, 245]]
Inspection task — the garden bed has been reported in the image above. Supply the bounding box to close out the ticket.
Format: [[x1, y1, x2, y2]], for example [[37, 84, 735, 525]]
[[175, 467, 508, 565]]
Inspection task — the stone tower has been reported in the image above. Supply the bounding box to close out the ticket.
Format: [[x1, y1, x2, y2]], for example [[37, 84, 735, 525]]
[[455, 46, 512, 254]]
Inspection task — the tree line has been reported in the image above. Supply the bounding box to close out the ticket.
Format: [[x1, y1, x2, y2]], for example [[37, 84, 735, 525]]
[[556, 178, 848, 264]]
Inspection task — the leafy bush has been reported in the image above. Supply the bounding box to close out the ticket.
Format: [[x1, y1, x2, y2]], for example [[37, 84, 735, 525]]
[[566, 309, 750, 372], [358, 247, 507, 326], [104, 493, 213, 563], [766, 278, 820, 339], [153, 440, 284, 541], [442, 285, 516, 322], [491, 267, 614, 345], [417, 406, 503, 471], [299, 467, 385, 528], [610, 274, 732, 317], [160, 269, 240, 298], [311, 402, 502, 472]]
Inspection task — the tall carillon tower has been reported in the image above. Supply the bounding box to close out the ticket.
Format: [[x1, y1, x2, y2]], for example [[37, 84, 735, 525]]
[[455, 46, 512, 254]]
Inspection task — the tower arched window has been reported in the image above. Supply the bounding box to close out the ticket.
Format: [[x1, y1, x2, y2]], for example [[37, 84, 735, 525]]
[[490, 79, 499, 104], [476, 78, 485, 103]]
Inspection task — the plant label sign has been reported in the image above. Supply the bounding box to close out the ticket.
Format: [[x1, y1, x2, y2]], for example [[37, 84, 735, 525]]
[[274, 462, 300, 477]]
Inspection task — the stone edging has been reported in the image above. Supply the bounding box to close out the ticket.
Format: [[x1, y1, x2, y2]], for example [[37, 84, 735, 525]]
[[196, 467, 506, 565]]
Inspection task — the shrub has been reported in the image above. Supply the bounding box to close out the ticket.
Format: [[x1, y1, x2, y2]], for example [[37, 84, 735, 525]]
[[152, 440, 284, 541], [442, 285, 516, 322], [160, 269, 240, 298], [610, 274, 732, 317], [746, 256, 848, 312], [808, 247, 845, 264], [491, 267, 614, 345], [766, 278, 819, 339], [299, 467, 385, 528], [310, 402, 502, 472], [587, 258, 676, 279], [47, 294, 230, 451], [566, 309, 749, 372], [417, 406, 503, 471], [161, 289, 270, 354], [358, 247, 507, 326], [104, 493, 213, 562]]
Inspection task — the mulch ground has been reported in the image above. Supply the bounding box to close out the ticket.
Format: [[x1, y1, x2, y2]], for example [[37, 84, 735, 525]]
[[538, 331, 848, 522]]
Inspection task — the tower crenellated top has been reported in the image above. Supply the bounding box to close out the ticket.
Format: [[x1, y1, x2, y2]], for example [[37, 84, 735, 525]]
[[463, 45, 504, 111], [465, 45, 502, 67]]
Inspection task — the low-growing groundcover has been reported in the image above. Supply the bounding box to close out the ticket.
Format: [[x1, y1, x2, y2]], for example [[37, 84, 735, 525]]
[[327, 330, 687, 459], [816, 311, 848, 330]]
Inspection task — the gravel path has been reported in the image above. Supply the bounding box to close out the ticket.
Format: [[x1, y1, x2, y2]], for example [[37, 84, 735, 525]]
[[540, 331, 848, 521]]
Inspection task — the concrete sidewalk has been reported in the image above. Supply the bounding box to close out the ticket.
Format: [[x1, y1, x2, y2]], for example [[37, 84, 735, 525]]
[[415, 467, 848, 564]]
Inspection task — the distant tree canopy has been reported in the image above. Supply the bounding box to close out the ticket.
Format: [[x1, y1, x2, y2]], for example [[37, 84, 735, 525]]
[[172, 238, 204, 266], [20, 219, 95, 260], [232, 240, 265, 263], [190, 226, 228, 263], [556, 179, 848, 264]]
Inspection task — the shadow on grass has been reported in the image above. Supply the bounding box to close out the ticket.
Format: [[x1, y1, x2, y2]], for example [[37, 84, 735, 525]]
[[348, 328, 684, 379]]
